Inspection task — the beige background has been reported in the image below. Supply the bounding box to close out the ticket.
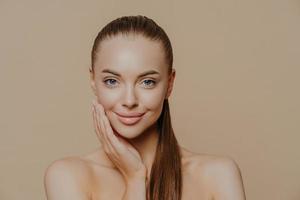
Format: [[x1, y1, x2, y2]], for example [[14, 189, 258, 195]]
[[1, 0, 299, 199]]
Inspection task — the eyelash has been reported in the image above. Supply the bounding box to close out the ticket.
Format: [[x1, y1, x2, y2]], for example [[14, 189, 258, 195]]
[[103, 78, 156, 88]]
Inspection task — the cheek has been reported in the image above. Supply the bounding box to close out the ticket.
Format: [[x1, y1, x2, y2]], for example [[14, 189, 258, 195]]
[[141, 82, 168, 110], [140, 89, 165, 110], [95, 87, 119, 110]]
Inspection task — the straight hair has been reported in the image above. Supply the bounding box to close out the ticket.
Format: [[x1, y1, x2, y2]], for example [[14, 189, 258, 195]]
[[90, 15, 182, 200]]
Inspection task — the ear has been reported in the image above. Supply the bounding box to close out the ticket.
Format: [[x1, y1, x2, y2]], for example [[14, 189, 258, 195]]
[[89, 68, 97, 96], [165, 68, 176, 99]]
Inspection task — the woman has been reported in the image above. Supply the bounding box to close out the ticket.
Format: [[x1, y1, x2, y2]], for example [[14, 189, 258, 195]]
[[44, 15, 246, 200]]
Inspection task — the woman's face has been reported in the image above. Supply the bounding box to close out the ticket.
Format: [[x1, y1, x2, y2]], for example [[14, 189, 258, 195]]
[[90, 34, 175, 139]]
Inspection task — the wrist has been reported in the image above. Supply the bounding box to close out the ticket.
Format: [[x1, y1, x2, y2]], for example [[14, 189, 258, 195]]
[[127, 166, 147, 181], [125, 174, 146, 186], [123, 179, 146, 200], [122, 168, 147, 200]]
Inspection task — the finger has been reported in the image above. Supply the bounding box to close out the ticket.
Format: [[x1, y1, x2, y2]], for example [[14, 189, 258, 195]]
[[95, 102, 119, 158], [92, 104, 106, 150], [93, 101, 106, 139], [93, 104, 120, 167], [98, 106, 125, 168], [92, 105, 103, 143], [100, 107, 126, 155], [94, 103, 110, 150]]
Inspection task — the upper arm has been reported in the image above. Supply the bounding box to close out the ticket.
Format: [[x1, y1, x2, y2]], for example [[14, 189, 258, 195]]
[[208, 156, 246, 200], [44, 158, 90, 200]]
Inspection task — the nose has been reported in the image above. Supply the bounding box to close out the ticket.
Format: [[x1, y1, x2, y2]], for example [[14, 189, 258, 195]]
[[122, 85, 138, 109]]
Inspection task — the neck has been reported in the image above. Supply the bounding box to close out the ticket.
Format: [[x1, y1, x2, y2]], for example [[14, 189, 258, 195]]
[[127, 123, 159, 177]]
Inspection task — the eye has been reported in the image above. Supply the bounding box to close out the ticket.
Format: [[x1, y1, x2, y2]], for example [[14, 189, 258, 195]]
[[142, 79, 156, 87], [103, 78, 118, 87]]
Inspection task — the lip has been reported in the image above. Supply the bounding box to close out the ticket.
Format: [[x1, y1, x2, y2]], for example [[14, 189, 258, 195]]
[[115, 112, 145, 125], [116, 112, 145, 118]]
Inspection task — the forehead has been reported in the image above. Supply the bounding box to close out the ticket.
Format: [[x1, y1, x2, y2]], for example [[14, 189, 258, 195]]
[[94, 34, 168, 75]]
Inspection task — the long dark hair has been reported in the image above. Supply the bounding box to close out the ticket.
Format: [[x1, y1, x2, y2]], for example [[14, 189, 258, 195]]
[[90, 15, 182, 200]]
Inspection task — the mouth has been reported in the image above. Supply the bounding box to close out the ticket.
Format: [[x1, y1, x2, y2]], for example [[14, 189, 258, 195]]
[[115, 112, 145, 125]]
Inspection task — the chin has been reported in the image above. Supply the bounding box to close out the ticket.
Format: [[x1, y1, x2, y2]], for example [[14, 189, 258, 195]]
[[111, 121, 149, 139], [112, 126, 140, 139]]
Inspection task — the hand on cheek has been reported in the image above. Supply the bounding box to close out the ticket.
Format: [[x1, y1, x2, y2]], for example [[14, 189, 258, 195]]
[[91, 99, 147, 181]]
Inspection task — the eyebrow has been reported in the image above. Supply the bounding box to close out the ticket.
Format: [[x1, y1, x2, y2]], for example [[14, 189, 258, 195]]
[[101, 69, 160, 78]]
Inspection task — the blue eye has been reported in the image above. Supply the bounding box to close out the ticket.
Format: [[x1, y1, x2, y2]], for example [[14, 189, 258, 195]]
[[103, 79, 118, 87], [142, 79, 156, 87], [103, 78, 156, 88]]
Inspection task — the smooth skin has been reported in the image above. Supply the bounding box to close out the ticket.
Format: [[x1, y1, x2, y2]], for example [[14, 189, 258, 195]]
[[92, 100, 147, 199], [44, 34, 246, 200], [92, 99, 147, 181]]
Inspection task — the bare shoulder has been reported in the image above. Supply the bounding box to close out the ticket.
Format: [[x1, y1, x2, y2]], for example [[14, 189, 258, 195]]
[[44, 156, 92, 199], [44, 147, 120, 200], [180, 146, 246, 200]]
